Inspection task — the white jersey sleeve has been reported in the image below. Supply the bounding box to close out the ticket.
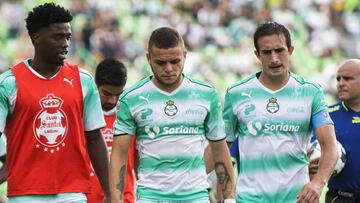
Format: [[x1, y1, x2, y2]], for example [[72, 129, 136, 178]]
[[79, 69, 105, 131]]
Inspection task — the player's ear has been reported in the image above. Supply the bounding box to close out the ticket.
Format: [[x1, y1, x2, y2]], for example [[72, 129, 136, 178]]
[[288, 46, 294, 55], [31, 32, 40, 45], [254, 50, 260, 59], [146, 52, 150, 63]]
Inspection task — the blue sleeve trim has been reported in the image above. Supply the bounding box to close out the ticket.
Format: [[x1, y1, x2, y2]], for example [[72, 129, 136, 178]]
[[311, 109, 334, 130], [230, 138, 239, 159]]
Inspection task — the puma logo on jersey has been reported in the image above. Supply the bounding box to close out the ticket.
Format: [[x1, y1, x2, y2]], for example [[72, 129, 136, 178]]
[[241, 91, 252, 98], [139, 94, 150, 103], [63, 78, 74, 87]]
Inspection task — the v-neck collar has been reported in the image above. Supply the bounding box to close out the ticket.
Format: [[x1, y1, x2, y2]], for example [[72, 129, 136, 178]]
[[254, 73, 291, 94], [150, 75, 186, 96]]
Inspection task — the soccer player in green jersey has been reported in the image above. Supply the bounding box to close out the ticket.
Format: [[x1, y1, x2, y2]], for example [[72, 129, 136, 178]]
[[109, 27, 235, 203], [223, 21, 338, 203]]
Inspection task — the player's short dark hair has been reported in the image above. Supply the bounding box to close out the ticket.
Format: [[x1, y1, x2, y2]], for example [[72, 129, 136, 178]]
[[148, 27, 185, 51], [25, 3, 73, 36], [95, 58, 127, 87], [253, 21, 291, 52]]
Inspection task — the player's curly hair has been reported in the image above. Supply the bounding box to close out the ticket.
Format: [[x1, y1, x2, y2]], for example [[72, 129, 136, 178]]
[[95, 58, 127, 87], [25, 3, 73, 35]]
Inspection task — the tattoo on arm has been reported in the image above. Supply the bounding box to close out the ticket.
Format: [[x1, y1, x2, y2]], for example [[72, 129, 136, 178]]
[[116, 165, 126, 199], [214, 162, 230, 197]]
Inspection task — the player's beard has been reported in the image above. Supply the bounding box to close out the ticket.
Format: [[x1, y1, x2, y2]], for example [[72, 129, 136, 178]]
[[55, 59, 65, 67]]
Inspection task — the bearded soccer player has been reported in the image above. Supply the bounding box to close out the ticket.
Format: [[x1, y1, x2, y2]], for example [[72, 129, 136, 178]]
[[86, 58, 136, 203], [0, 3, 110, 203], [109, 27, 235, 203], [223, 22, 338, 203]]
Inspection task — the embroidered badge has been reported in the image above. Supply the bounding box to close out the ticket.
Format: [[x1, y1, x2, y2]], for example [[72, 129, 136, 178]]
[[266, 97, 280, 114], [164, 100, 178, 116]]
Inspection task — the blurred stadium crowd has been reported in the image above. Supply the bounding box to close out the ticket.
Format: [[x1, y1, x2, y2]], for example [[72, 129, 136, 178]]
[[0, 0, 359, 100]]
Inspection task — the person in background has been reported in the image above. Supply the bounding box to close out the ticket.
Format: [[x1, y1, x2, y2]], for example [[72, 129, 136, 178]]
[[109, 27, 235, 203], [223, 21, 338, 203], [0, 3, 110, 202], [86, 58, 137, 203], [325, 59, 360, 203]]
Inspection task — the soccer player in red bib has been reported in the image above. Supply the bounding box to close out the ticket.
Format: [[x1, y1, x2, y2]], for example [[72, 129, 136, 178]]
[[86, 58, 137, 203], [0, 3, 110, 203]]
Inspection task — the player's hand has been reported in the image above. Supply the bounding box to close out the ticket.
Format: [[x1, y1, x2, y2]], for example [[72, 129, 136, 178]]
[[307, 148, 320, 180], [296, 180, 323, 203], [110, 196, 122, 203]]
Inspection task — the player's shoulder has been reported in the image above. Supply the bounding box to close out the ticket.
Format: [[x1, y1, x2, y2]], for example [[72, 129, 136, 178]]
[[120, 76, 152, 99], [184, 74, 213, 89], [290, 72, 322, 90], [0, 69, 16, 90], [0, 69, 15, 84], [227, 73, 257, 93], [328, 101, 342, 113], [79, 68, 94, 82], [0, 70, 16, 98]]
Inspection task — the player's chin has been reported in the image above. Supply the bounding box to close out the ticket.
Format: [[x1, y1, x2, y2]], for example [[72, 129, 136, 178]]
[[54, 59, 65, 66], [337, 92, 348, 100], [160, 78, 177, 85], [103, 104, 116, 111]]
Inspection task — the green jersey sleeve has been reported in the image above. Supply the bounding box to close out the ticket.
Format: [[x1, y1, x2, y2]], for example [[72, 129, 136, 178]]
[[0, 70, 16, 133], [0, 135, 6, 156], [79, 69, 105, 131], [223, 89, 238, 142], [311, 84, 328, 115], [205, 88, 226, 141], [114, 97, 136, 136]]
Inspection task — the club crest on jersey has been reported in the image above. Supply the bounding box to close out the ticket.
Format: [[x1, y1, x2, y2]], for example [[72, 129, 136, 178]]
[[266, 97, 279, 113], [101, 128, 113, 145], [101, 128, 113, 154], [164, 100, 178, 116], [33, 94, 68, 153]]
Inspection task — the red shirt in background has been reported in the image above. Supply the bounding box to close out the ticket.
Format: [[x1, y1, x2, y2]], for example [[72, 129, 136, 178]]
[[87, 111, 136, 203]]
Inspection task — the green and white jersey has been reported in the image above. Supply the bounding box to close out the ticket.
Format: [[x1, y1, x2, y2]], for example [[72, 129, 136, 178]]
[[0, 60, 105, 133], [114, 75, 225, 202], [223, 72, 328, 203], [0, 135, 5, 156]]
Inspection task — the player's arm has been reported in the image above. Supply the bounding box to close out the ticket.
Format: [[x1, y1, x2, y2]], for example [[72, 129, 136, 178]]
[[133, 138, 139, 180], [204, 143, 214, 174], [297, 110, 338, 203], [85, 129, 110, 201], [80, 70, 110, 201], [209, 139, 235, 199], [0, 155, 6, 184], [109, 134, 132, 203], [307, 145, 319, 180], [312, 124, 338, 184]]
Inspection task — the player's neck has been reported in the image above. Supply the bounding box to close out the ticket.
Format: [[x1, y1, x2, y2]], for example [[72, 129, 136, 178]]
[[30, 57, 61, 79], [152, 75, 184, 93], [258, 73, 289, 91], [344, 99, 360, 112]]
